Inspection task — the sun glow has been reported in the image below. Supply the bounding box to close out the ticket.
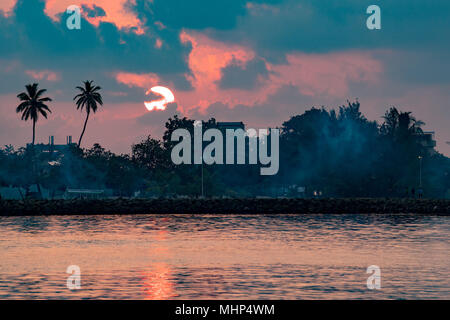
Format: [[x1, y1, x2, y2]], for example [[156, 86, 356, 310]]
[[144, 86, 175, 111]]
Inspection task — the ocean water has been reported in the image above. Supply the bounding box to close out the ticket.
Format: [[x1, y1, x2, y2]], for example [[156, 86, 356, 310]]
[[0, 214, 448, 299]]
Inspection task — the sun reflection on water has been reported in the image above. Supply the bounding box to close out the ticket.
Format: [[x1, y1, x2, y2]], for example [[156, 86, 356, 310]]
[[141, 263, 178, 300]]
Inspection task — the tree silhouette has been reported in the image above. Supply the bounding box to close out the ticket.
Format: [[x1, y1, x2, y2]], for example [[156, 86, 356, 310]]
[[132, 135, 170, 170], [74, 80, 103, 147], [16, 83, 52, 145], [381, 107, 424, 140], [5, 96, 448, 198]]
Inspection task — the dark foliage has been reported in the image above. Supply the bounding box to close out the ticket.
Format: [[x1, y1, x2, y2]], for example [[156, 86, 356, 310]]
[[2, 101, 449, 198]]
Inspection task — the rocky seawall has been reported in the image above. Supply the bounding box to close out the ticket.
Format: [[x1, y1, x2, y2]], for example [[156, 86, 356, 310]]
[[0, 198, 450, 216]]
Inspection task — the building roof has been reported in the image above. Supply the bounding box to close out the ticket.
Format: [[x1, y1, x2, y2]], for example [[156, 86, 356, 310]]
[[66, 189, 104, 194], [217, 122, 245, 129]]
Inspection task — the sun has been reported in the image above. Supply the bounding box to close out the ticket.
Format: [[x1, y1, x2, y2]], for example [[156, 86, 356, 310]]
[[144, 86, 175, 111]]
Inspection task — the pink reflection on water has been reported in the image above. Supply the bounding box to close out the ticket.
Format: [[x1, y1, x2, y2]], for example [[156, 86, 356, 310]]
[[0, 214, 449, 299], [141, 217, 177, 299], [141, 263, 178, 300]]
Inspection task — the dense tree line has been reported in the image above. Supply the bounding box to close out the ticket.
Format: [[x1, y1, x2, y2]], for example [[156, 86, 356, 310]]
[[1, 101, 449, 198]]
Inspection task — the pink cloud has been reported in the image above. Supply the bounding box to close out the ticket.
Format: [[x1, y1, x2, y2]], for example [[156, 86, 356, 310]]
[[270, 52, 383, 97], [115, 72, 160, 89], [178, 31, 257, 112], [25, 70, 60, 81], [0, 0, 15, 16], [175, 32, 383, 115], [155, 38, 163, 49], [111, 31, 383, 121]]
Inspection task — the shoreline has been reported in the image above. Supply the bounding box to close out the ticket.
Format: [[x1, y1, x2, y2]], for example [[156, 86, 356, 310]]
[[1, 198, 450, 216]]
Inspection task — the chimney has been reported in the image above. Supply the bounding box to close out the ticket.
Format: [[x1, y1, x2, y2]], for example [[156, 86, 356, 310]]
[[68, 136, 72, 144], [51, 136, 54, 145]]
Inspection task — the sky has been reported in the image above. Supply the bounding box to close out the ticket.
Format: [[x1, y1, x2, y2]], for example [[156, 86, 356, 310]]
[[0, 0, 449, 155]]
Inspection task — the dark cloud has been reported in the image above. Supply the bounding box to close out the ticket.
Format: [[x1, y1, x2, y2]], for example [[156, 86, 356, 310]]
[[217, 57, 269, 90], [81, 4, 106, 18], [205, 0, 450, 58], [134, 0, 246, 30], [378, 50, 450, 86], [0, 0, 192, 91], [130, 0, 284, 31]]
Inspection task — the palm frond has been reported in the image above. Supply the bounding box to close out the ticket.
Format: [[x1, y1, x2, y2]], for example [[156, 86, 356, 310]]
[[35, 88, 47, 99], [25, 83, 38, 98], [16, 101, 30, 113], [74, 80, 103, 114], [17, 92, 30, 101]]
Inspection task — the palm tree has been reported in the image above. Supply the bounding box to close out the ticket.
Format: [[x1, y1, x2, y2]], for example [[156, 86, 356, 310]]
[[16, 83, 52, 145], [381, 107, 424, 138], [74, 80, 103, 147]]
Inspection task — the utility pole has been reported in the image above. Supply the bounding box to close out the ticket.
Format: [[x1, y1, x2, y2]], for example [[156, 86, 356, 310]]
[[418, 156, 423, 188], [201, 162, 204, 198]]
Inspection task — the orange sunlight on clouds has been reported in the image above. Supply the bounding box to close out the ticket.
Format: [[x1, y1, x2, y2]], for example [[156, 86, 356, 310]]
[[113, 31, 383, 118], [115, 72, 160, 89], [0, 0, 16, 16]]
